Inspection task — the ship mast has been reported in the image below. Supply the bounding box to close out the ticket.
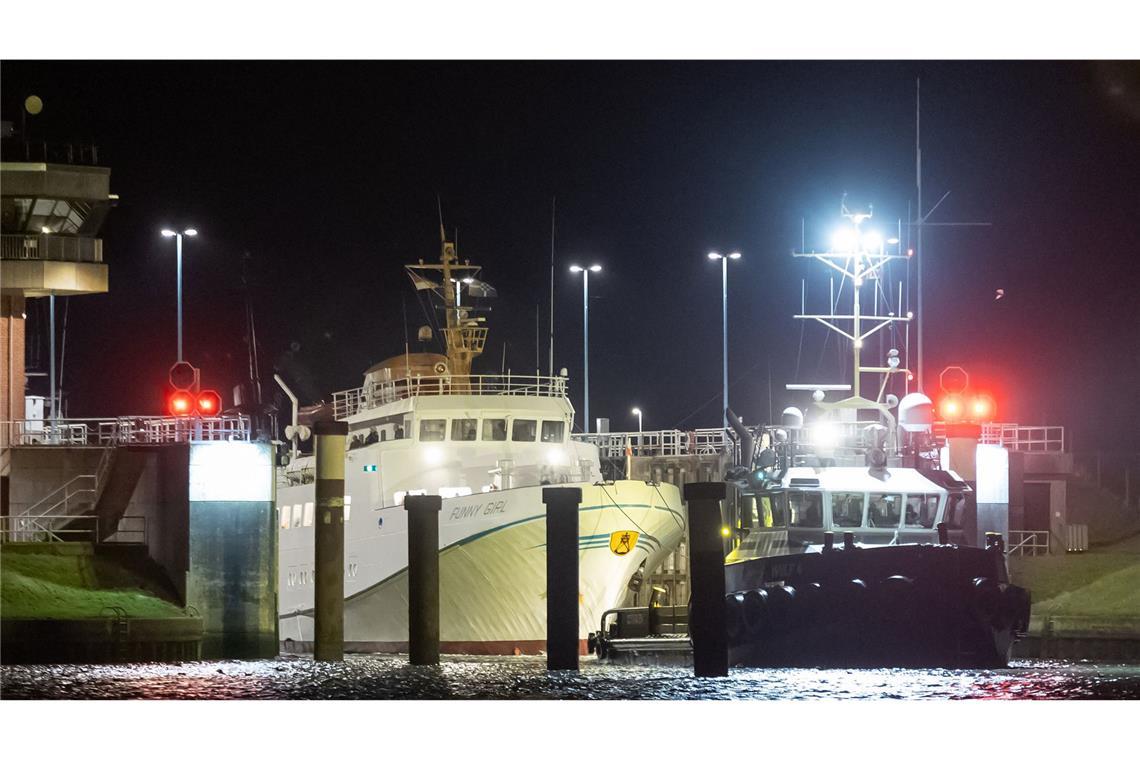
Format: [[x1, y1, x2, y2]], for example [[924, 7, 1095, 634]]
[[792, 197, 913, 412], [405, 218, 491, 377]]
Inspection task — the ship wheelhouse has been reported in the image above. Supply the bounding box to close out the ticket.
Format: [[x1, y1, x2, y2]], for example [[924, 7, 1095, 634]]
[[732, 466, 970, 560]]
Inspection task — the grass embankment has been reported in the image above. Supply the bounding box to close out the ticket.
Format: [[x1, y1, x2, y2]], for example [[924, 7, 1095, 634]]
[[1009, 533, 1140, 618], [1, 548, 187, 620]]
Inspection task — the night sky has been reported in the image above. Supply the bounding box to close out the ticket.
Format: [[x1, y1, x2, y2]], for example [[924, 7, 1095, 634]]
[[4, 61, 1139, 449]]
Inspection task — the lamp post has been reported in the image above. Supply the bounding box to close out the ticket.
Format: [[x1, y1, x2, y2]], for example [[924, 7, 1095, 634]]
[[161, 228, 198, 362], [707, 251, 741, 425], [569, 264, 601, 434], [631, 406, 643, 454]]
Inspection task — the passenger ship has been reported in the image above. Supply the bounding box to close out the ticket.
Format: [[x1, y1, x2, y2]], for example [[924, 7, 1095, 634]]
[[276, 231, 685, 654]]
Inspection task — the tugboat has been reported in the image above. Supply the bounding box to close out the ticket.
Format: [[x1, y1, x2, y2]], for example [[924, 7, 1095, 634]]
[[594, 199, 1030, 667]]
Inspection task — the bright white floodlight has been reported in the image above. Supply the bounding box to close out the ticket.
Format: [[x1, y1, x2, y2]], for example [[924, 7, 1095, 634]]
[[831, 228, 857, 252], [862, 231, 882, 250], [569, 265, 583, 272], [728, 251, 742, 259], [161, 229, 176, 237], [183, 228, 198, 237], [707, 251, 721, 260], [589, 264, 601, 272]]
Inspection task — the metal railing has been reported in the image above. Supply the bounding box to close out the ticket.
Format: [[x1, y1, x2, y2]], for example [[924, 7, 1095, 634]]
[[934, 422, 1065, 452], [0, 514, 147, 545], [21, 474, 97, 518], [0, 139, 101, 165], [1, 415, 250, 447], [1, 234, 103, 263], [1007, 530, 1050, 556], [0, 514, 99, 543], [333, 374, 569, 419], [573, 428, 736, 459]]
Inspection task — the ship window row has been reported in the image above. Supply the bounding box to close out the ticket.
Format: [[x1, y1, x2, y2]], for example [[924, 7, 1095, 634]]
[[754, 491, 944, 531], [279, 496, 352, 530], [418, 417, 565, 443]]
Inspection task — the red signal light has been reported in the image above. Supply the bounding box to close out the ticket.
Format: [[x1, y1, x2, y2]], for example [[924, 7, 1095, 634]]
[[938, 394, 964, 422], [196, 390, 222, 416], [168, 390, 194, 417], [971, 394, 996, 422]]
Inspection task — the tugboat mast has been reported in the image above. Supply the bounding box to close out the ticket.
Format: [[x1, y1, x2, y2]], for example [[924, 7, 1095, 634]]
[[792, 196, 913, 410]]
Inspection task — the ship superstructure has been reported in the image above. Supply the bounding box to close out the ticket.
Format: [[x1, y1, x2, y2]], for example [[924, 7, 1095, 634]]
[[276, 228, 686, 653]]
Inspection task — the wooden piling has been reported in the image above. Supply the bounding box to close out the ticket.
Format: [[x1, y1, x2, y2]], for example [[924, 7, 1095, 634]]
[[405, 494, 442, 665], [313, 420, 347, 662], [684, 481, 728, 677], [543, 487, 581, 671]]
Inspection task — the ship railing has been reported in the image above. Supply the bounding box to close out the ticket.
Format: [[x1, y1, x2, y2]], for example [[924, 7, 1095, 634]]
[[573, 428, 736, 459], [1007, 530, 1050, 556], [0, 415, 251, 447], [933, 422, 1065, 452], [332, 373, 569, 419]]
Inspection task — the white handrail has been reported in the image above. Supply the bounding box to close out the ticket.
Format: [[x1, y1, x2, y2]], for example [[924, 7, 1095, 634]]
[[332, 374, 570, 419]]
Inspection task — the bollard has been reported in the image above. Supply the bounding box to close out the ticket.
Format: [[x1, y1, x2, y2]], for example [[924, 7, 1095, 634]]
[[313, 420, 347, 662], [543, 487, 582, 671], [405, 494, 443, 665], [823, 531, 835, 552], [937, 522, 949, 545], [684, 481, 728, 678]]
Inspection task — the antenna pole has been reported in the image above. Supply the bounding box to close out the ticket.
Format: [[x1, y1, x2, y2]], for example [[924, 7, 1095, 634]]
[[915, 77, 924, 393], [548, 197, 556, 376]]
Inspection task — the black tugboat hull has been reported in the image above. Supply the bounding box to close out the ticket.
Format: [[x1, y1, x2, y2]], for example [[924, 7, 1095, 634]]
[[721, 543, 1031, 669]]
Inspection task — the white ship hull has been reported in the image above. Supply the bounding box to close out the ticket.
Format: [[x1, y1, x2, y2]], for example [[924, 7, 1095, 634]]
[[279, 478, 685, 654]]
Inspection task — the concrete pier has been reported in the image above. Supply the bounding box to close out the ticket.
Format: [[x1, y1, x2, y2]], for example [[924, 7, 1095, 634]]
[[313, 420, 347, 662], [684, 481, 728, 677], [405, 494, 442, 666], [544, 487, 582, 671]]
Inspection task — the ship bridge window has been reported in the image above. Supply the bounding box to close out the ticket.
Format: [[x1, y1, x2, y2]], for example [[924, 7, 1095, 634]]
[[868, 493, 903, 528], [483, 418, 507, 441], [905, 494, 939, 529], [945, 493, 966, 529], [756, 493, 788, 528], [541, 420, 565, 443], [788, 491, 823, 527], [419, 419, 446, 441], [291, 503, 303, 529], [303, 502, 315, 527], [512, 419, 537, 442], [830, 492, 865, 528], [451, 419, 478, 441]]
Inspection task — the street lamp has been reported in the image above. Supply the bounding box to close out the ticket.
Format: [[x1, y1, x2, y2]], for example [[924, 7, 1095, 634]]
[[161, 228, 198, 362], [708, 251, 741, 426], [631, 406, 643, 455], [569, 264, 602, 433]]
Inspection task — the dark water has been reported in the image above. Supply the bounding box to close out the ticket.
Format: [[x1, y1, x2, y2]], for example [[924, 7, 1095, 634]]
[[3, 656, 1139, 699]]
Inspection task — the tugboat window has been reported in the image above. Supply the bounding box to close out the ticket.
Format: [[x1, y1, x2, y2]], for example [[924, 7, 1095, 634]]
[[905, 494, 939, 528], [944, 493, 966, 528], [830, 492, 865, 528], [512, 419, 537, 442], [541, 420, 565, 442], [451, 419, 478, 441], [482, 418, 508, 441], [868, 493, 903, 528], [788, 491, 823, 527], [758, 493, 788, 527], [419, 419, 446, 441]]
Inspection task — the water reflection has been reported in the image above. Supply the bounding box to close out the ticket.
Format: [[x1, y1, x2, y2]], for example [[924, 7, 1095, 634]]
[[3, 656, 1139, 700]]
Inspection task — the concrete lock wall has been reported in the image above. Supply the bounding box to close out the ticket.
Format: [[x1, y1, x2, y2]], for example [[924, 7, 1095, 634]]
[[185, 441, 277, 659], [6, 447, 109, 513]]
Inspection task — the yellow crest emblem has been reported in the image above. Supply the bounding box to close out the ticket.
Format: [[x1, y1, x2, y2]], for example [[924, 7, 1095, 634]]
[[609, 530, 639, 556]]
